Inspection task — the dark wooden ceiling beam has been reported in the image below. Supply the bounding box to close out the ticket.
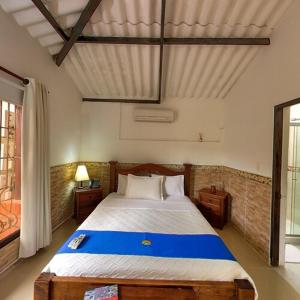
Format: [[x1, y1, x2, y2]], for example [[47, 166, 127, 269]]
[[77, 36, 161, 45], [164, 37, 270, 45], [82, 98, 160, 104], [55, 0, 103, 66], [31, 0, 68, 41], [76, 36, 270, 46]]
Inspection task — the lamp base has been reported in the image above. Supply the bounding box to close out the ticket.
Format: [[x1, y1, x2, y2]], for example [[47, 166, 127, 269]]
[[77, 181, 84, 189]]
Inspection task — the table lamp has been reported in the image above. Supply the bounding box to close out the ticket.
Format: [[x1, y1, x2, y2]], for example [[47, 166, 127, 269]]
[[75, 164, 90, 189]]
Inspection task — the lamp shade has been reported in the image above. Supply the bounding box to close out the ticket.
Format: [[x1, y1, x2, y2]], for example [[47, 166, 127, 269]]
[[75, 165, 90, 182]]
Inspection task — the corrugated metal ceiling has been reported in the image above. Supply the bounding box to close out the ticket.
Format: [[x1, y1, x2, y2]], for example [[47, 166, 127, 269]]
[[0, 0, 293, 100]]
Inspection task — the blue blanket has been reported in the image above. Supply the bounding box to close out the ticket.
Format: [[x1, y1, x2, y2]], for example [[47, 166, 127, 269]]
[[57, 230, 236, 261]]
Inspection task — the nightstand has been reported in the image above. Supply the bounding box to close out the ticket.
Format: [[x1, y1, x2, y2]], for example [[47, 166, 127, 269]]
[[74, 188, 103, 224], [196, 188, 229, 229]]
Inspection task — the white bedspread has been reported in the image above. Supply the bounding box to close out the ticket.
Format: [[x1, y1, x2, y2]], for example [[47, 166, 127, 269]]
[[43, 193, 256, 294]]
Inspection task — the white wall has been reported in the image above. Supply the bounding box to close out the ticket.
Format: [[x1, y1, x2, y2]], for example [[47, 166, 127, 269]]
[[0, 8, 82, 166], [80, 98, 224, 165], [223, 0, 300, 177]]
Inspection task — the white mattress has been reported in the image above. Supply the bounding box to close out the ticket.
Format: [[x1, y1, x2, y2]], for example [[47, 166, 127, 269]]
[[44, 193, 256, 295]]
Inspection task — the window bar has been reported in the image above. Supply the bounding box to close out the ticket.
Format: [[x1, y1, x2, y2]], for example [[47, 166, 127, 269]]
[[12, 104, 16, 198], [14, 105, 21, 201], [9, 102, 14, 212], [0, 101, 2, 197], [5, 103, 9, 190]]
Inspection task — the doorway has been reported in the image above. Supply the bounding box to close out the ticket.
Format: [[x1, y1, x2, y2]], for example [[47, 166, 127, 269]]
[[284, 104, 300, 263], [271, 98, 300, 267]]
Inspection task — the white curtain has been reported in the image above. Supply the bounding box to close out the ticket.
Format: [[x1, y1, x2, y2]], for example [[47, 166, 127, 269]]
[[19, 78, 52, 258]]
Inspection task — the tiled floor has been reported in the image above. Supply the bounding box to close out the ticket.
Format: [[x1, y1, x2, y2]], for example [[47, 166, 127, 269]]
[[0, 220, 76, 300], [285, 244, 300, 263], [0, 220, 299, 300], [218, 227, 300, 300], [277, 262, 300, 295]]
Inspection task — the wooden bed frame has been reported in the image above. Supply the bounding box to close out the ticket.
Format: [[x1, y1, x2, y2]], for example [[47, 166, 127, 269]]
[[109, 161, 192, 196], [34, 161, 255, 300]]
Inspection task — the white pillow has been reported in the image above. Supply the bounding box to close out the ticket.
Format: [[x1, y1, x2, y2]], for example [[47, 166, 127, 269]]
[[150, 175, 165, 197], [117, 174, 151, 195], [117, 174, 127, 195], [152, 174, 184, 197], [125, 174, 163, 200]]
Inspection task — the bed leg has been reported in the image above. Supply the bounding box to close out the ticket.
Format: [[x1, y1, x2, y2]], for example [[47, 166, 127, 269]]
[[234, 279, 255, 300], [34, 273, 55, 300]]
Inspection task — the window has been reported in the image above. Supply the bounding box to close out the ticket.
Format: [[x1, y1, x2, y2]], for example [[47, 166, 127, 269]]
[[0, 100, 21, 247]]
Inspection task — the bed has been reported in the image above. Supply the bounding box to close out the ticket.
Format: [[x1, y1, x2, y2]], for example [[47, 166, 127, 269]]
[[34, 161, 255, 300]]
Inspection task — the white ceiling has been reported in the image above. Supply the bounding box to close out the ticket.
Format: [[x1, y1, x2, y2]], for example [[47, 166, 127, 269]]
[[0, 0, 293, 101]]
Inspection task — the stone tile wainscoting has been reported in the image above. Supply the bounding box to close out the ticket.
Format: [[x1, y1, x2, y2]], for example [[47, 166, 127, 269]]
[[0, 161, 272, 273], [50, 163, 77, 230], [223, 167, 272, 261]]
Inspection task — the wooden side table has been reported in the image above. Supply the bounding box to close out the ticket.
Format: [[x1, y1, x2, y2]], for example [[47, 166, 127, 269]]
[[74, 188, 103, 224], [196, 188, 229, 229]]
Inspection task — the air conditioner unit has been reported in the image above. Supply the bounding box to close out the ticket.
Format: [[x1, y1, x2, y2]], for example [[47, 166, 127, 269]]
[[133, 108, 175, 123]]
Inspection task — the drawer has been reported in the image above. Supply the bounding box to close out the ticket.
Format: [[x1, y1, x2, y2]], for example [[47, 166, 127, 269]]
[[79, 192, 102, 201], [199, 193, 221, 206], [78, 193, 102, 208], [198, 200, 221, 214]]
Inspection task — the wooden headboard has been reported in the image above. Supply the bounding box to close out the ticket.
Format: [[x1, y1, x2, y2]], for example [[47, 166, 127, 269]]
[[109, 161, 192, 197]]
